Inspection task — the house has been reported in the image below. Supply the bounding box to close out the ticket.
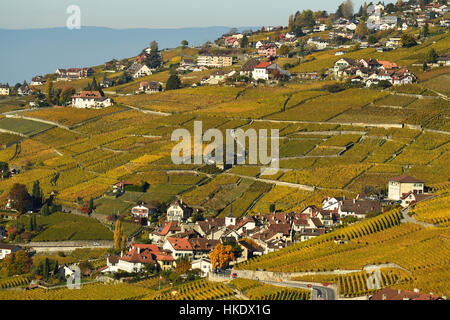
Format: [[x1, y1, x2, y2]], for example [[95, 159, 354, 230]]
[[31, 76, 46, 86], [72, 91, 112, 108], [388, 175, 425, 201], [299, 228, 325, 241], [131, 203, 156, 219], [339, 198, 382, 218], [0, 244, 21, 260], [156, 250, 176, 270], [57, 264, 77, 279], [307, 37, 329, 50], [18, 85, 32, 96], [197, 54, 233, 68], [334, 58, 357, 76], [100, 78, 115, 88], [56, 68, 94, 80], [370, 288, 443, 300], [400, 192, 434, 208], [240, 58, 260, 76], [105, 244, 160, 273], [252, 62, 290, 81], [437, 53, 450, 66], [238, 240, 264, 260], [0, 84, 10, 96], [149, 222, 182, 243], [140, 81, 162, 93], [258, 44, 277, 57], [192, 257, 212, 277], [166, 199, 193, 222], [127, 62, 152, 78], [255, 40, 272, 49]]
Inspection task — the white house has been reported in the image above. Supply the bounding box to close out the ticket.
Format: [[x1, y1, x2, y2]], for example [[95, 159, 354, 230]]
[[191, 257, 212, 277], [127, 62, 152, 78], [72, 91, 112, 108], [0, 84, 10, 96], [166, 199, 193, 222], [0, 244, 21, 260]]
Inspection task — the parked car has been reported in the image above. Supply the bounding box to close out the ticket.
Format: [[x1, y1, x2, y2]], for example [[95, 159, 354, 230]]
[[231, 272, 238, 278]]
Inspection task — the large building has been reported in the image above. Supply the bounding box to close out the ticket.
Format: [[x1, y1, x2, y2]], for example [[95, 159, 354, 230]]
[[388, 175, 425, 201], [72, 91, 112, 108], [197, 54, 233, 68], [0, 84, 10, 96]]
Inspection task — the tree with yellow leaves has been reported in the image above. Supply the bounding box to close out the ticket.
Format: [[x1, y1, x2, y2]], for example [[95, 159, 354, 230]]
[[113, 219, 125, 251], [209, 243, 235, 270]]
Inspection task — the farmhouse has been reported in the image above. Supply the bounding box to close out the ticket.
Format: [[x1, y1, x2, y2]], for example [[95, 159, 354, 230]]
[[56, 68, 94, 81], [388, 175, 425, 201], [72, 91, 112, 108], [140, 81, 162, 93], [31, 76, 46, 86]]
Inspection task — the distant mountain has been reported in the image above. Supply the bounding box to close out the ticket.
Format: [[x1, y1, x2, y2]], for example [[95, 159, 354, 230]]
[[0, 26, 258, 84]]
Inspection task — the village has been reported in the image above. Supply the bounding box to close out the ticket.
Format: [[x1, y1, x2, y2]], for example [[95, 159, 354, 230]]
[[1, 1, 449, 109]]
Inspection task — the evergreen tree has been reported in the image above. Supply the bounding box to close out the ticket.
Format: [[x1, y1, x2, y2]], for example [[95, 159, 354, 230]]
[[166, 74, 181, 90], [88, 197, 94, 212], [240, 35, 249, 48], [31, 180, 43, 209], [40, 203, 50, 216]]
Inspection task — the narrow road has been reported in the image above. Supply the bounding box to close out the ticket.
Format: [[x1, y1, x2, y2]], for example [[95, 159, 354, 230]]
[[400, 207, 437, 228], [224, 172, 315, 191], [262, 280, 337, 300]]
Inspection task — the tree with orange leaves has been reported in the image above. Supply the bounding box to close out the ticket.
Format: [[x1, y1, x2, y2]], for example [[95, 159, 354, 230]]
[[209, 243, 235, 270]]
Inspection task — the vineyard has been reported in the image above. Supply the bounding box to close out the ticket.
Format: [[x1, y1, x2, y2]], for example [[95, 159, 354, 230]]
[[0, 275, 32, 289], [293, 268, 413, 298], [145, 279, 235, 300], [230, 278, 310, 300]]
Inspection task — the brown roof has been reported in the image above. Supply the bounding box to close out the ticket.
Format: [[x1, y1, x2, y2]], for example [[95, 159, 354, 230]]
[[241, 58, 261, 71], [370, 288, 441, 300], [341, 199, 381, 215], [0, 244, 21, 250], [389, 175, 424, 183]]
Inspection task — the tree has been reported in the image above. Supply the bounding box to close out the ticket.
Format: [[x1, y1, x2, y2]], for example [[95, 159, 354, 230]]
[[181, 40, 189, 48], [166, 74, 181, 90], [422, 23, 429, 38], [31, 180, 43, 209], [150, 41, 159, 53], [191, 211, 204, 222], [269, 204, 276, 213], [278, 45, 290, 56], [175, 257, 191, 274], [426, 48, 438, 63], [222, 239, 243, 259], [45, 80, 54, 105], [401, 34, 417, 48], [40, 203, 50, 216], [341, 0, 354, 19], [355, 20, 369, 37], [114, 219, 124, 251], [240, 35, 249, 48], [59, 86, 75, 105], [209, 244, 235, 270], [294, 10, 315, 28], [0, 161, 9, 179], [145, 51, 162, 69], [88, 197, 95, 212], [423, 62, 428, 72], [292, 25, 304, 37], [8, 183, 31, 213], [288, 14, 294, 32], [368, 34, 378, 44], [1, 250, 32, 276]]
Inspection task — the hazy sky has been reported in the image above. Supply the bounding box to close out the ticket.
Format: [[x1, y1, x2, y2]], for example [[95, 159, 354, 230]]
[[0, 0, 369, 29]]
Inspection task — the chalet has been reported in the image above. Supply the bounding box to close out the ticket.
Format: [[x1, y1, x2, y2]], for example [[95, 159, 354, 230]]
[[388, 175, 425, 201], [0, 84, 10, 96], [72, 91, 112, 108], [0, 244, 22, 260], [140, 81, 162, 93], [252, 62, 290, 81], [127, 62, 152, 78], [166, 199, 193, 222]]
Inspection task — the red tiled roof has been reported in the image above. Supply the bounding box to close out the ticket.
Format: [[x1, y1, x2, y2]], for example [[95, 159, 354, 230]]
[[254, 62, 273, 69], [167, 237, 193, 251], [389, 175, 424, 183], [72, 91, 103, 99]]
